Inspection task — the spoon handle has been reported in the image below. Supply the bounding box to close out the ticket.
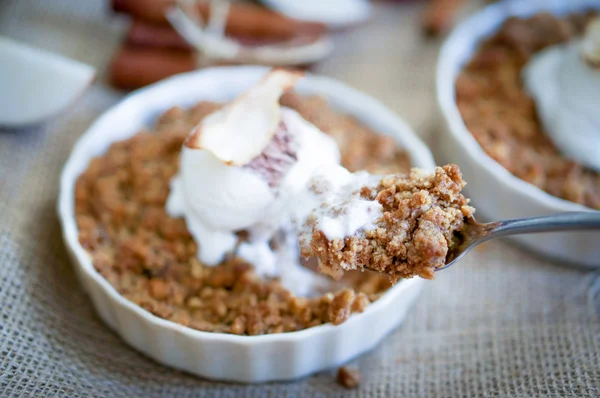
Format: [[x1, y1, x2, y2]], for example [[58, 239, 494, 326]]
[[486, 211, 600, 239]]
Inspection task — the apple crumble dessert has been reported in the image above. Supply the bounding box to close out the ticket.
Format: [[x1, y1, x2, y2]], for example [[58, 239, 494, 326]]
[[76, 73, 410, 335], [77, 70, 466, 335], [456, 11, 600, 209]]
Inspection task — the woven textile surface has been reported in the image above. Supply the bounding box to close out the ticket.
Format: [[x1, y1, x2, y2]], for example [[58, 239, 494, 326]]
[[1, 0, 599, 396]]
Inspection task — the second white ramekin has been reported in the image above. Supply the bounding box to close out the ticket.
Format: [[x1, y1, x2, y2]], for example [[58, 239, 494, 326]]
[[58, 66, 435, 382], [437, 0, 600, 268]]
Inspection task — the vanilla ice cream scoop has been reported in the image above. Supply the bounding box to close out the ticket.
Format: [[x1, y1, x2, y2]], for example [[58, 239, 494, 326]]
[[523, 17, 600, 171], [166, 70, 341, 289]]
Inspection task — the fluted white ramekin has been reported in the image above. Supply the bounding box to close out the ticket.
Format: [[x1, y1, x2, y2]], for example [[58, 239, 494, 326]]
[[437, 0, 600, 268], [58, 66, 435, 382]]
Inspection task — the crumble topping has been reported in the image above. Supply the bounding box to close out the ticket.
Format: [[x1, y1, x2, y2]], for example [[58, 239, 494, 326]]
[[75, 95, 409, 335], [308, 165, 474, 282], [456, 11, 600, 209]]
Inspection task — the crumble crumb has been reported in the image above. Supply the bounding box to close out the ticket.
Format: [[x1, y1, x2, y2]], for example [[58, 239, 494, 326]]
[[337, 366, 361, 389], [308, 165, 474, 282]]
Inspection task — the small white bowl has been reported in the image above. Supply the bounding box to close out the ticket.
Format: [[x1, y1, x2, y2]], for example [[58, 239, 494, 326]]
[[0, 37, 95, 128], [58, 66, 435, 383], [437, 0, 600, 268]]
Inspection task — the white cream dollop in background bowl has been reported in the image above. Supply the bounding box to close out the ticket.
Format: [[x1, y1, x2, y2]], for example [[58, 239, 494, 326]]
[[437, 0, 600, 268], [524, 17, 600, 171], [58, 66, 435, 382]]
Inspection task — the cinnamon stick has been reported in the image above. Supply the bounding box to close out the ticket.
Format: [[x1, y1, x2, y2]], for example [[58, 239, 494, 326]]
[[126, 19, 192, 51], [111, 0, 326, 41], [108, 43, 314, 90], [125, 19, 305, 52], [108, 46, 196, 90]]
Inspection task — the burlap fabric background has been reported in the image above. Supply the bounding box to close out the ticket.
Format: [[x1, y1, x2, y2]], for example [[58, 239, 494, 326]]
[[1, 0, 599, 396]]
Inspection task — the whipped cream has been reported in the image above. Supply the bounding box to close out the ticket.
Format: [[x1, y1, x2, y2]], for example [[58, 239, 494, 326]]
[[523, 18, 600, 171]]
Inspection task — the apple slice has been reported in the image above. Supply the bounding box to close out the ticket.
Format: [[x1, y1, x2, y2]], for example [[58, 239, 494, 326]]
[[185, 69, 302, 166], [0, 37, 96, 128]]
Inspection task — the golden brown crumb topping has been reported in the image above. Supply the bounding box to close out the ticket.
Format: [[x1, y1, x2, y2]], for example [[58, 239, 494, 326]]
[[309, 165, 474, 282], [456, 12, 600, 209], [75, 95, 409, 335]]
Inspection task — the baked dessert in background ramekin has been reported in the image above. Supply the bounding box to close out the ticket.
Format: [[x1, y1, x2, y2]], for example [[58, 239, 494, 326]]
[[437, 0, 600, 268], [59, 66, 438, 382]]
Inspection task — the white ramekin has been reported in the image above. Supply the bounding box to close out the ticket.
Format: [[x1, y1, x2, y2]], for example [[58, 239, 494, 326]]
[[58, 66, 435, 383], [437, 0, 600, 268]]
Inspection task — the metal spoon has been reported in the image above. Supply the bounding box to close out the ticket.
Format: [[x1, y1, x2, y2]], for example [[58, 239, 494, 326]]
[[441, 212, 600, 270]]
